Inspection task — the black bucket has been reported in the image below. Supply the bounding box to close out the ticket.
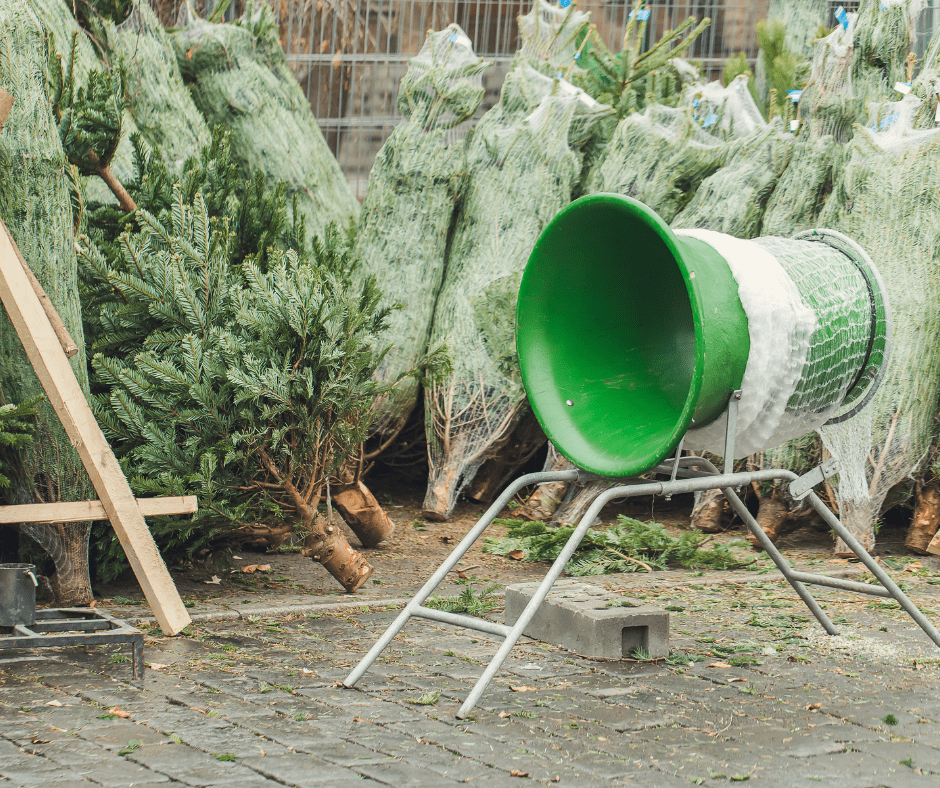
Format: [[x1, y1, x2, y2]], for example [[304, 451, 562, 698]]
[[0, 563, 38, 627]]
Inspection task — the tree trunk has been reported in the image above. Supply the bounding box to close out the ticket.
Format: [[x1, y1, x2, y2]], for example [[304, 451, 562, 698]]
[[905, 479, 940, 554], [0, 1, 94, 607], [522, 443, 576, 521], [467, 409, 546, 504], [691, 489, 725, 532], [301, 512, 372, 591], [331, 472, 395, 548], [552, 480, 615, 527], [833, 497, 875, 556]]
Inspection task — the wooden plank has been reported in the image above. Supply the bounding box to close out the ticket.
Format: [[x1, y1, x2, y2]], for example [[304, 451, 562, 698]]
[[0, 89, 12, 133], [0, 495, 198, 525], [0, 217, 191, 635]]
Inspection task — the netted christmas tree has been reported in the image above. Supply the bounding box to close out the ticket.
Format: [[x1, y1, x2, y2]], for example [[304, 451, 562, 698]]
[[422, 59, 614, 519], [174, 0, 360, 242], [584, 104, 725, 223], [356, 26, 487, 450], [754, 0, 828, 111], [673, 123, 792, 239], [0, 0, 96, 605], [31, 0, 139, 203], [99, 0, 209, 172], [816, 94, 940, 553]]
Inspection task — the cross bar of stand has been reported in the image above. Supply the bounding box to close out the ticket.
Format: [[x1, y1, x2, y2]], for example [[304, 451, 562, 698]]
[[345, 462, 940, 719]]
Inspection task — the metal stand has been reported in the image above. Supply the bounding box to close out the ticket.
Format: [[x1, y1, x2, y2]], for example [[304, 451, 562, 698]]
[[345, 400, 940, 718], [0, 609, 144, 679]]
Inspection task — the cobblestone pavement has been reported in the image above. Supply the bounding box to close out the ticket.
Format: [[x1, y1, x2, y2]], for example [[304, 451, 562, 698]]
[[2, 573, 940, 787]]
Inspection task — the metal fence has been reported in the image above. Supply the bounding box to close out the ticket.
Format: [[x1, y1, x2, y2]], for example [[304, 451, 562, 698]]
[[153, 0, 940, 197]]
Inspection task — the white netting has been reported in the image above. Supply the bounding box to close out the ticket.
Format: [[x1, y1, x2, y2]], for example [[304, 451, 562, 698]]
[[173, 0, 361, 241], [683, 75, 768, 139], [423, 58, 614, 518], [103, 0, 209, 172], [672, 124, 792, 238], [802, 0, 921, 142], [761, 134, 840, 236], [755, 0, 829, 105], [355, 26, 488, 442], [518, 0, 590, 72], [816, 96, 940, 550], [681, 231, 873, 457], [583, 104, 725, 223]]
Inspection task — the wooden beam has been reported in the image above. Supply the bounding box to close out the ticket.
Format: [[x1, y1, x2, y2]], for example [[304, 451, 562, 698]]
[[0, 495, 198, 525], [0, 89, 12, 133], [0, 218, 191, 635]]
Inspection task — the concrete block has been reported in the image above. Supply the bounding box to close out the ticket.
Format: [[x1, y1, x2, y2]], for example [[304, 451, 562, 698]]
[[504, 581, 669, 660]]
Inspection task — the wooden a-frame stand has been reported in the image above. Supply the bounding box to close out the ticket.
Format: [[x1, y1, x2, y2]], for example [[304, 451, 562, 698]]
[[0, 216, 193, 636]]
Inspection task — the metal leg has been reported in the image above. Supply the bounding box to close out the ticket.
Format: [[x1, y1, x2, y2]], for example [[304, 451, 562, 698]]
[[343, 470, 581, 689], [457, 483, 628, 717], [806, 492, 940, 649], [722, 487, 839, 635]]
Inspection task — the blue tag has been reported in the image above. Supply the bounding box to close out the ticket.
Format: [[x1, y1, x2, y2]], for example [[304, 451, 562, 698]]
[[629, 8, 650, 20], [702, 112, 718, 128], [559, 0, 571, 8], [834, 5, 849, 30], [787, 89, 802, 103], [872, 112, 899, 131], [449, 32, 457, 42], [573, 51, 581, 60], [880, 1, 888, 8], [692, 98, 699, 108]]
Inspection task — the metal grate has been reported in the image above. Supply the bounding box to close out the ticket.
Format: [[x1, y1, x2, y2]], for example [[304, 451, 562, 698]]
[[152, 0, 939, 197]]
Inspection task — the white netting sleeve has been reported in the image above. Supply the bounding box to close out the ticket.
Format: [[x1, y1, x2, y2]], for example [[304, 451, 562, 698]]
[[355, 25, 488, 440], [816, 95, 940, 550], [683, 75, 768, 139], [518, 0, 590, 72], [584, 104, 725, 223]]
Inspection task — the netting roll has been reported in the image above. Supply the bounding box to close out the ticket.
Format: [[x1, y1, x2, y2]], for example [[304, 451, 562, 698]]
[[681, 229, 887, 457]]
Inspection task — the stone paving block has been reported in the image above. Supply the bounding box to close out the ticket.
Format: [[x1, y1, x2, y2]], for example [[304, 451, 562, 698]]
[[67, 759, 170, 786], [857, 740, 940, 775], [506, 581, 670, 660], [353, 759, 465, 786], [240, 753, 368, 785]]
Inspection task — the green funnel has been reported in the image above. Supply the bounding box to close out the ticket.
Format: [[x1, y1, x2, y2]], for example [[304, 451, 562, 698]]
[[517, 194, 750, 477]]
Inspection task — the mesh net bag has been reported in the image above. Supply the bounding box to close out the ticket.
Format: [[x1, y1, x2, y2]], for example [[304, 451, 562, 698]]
[[801, 1, 921, 143], [815, 94, 940, 551], [684, 75, 768, 140], [518, 0, 590, 73], [673, 124, 792, 239], [422, 61, 613, 519], [755, 0, 829, 105], [761, 133, 840, 236], [355, 26, 487, 443], [174, 0, 360, 241], [583, 103, 725, 223], [911, 25, 940, 127], [101, 0, 209, 171], [31, 0, 139, 201], [0, 0, 94, 603]]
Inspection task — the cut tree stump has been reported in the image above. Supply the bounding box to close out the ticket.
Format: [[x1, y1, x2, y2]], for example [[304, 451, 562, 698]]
[[0, 88, 12, 132], [907, 480, 940, 554]]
